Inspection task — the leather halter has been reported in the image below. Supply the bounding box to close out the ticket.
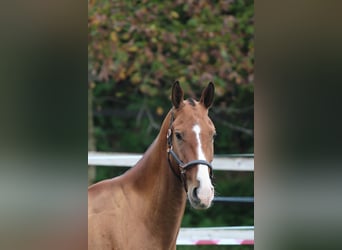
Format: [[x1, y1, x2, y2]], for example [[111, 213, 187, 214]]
[[166, 111, 214, 192]]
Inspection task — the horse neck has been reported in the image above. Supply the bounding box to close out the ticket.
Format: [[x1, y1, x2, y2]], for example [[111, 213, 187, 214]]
[[131, 110, 187, 242]]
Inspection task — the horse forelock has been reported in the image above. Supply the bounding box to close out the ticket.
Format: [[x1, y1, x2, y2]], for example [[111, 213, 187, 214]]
[[186, 97, 196, 107]]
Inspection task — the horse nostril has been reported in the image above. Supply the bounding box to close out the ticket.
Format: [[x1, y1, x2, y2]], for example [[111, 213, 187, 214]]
[[192, 187, 199, 200]]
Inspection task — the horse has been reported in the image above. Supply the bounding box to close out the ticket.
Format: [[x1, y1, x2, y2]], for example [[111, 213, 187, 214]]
[[88, 81, 216, 250]]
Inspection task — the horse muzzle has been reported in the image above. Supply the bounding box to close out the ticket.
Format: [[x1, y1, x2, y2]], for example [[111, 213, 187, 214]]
[[188, 183, 214, 209]]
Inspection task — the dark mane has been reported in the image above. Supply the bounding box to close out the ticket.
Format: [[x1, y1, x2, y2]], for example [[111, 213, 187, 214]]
[[187, 98, 196, 107]]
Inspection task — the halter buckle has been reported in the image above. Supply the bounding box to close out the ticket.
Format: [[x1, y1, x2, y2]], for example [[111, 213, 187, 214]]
[[167, 129, 171, 139], [180, 168, 186, 175]]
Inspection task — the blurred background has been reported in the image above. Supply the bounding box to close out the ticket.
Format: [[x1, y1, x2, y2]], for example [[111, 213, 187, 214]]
[[1, 0, 342, 249], [88, 0, 254, 249]]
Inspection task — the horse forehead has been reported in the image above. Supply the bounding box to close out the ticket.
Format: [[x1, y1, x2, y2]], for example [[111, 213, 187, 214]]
[[176, 109, 212, 130], [191, 122, 214, 137], [180, 104, 207, 120], [192, 124, 201, 134]]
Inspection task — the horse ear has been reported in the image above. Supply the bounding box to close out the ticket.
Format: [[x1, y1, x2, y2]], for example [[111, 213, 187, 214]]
[[171, 80, 184, 109], [200, 82, 215, 109]]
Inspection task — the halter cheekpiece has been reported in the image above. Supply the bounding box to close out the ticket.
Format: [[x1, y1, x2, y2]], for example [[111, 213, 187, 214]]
[[166, 111, 214, 192]]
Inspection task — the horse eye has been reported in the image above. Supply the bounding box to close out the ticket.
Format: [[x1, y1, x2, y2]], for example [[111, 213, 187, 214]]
[[175, 132, 183, 140]]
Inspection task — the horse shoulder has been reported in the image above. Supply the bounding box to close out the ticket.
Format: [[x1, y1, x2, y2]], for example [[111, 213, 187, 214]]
[[88, 177, 130, 214], [88, 177, 133, 250]]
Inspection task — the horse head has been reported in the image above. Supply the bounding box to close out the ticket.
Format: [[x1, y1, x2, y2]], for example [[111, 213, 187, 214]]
[[168, 81, 216, 209]]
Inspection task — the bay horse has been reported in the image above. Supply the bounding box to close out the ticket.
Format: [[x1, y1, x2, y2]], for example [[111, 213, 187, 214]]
[[88, 81, 216, 250]]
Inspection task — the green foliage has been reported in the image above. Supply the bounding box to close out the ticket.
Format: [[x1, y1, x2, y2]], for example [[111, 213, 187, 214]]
[[89, 0, 254, 153], [89, 0, 254, 239]]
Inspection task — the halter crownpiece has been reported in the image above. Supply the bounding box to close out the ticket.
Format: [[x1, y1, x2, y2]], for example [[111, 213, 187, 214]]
[[166, 111, 214, 192]]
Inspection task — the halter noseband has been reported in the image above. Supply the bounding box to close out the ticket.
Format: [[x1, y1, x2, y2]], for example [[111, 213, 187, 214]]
[[166, 111, 214, 192]]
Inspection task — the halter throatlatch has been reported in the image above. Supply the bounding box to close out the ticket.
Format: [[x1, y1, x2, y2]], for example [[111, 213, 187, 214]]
[[166, 111, 214, 192]]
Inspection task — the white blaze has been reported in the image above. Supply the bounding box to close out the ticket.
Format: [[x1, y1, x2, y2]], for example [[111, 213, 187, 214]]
[[192, 124, 214, 204]]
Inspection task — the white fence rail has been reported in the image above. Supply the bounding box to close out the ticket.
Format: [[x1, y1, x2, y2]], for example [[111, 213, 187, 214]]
[[88, 152, 254, 171], [177, 226, 254, 245]]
